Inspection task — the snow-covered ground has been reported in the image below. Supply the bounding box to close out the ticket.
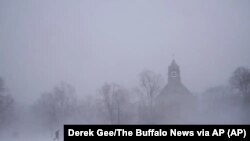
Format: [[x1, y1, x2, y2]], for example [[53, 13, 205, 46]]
[[0, 105, 64, 141], [1, 132, 59, 141], [1, 124, 64, 141]]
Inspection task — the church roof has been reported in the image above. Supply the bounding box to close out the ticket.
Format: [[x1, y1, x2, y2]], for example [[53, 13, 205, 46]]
[[160, 81, 191, 96]]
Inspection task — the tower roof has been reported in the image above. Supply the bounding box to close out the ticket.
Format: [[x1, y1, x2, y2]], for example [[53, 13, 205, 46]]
[[169, 59, 179, 69]]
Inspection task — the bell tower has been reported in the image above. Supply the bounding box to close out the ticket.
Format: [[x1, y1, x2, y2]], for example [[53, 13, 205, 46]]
[[168, 59, 181, 84], [156, 59, 194, 124]]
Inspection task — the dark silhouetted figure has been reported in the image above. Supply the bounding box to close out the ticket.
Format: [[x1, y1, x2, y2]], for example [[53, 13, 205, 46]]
[[53, 129, 60, 141]]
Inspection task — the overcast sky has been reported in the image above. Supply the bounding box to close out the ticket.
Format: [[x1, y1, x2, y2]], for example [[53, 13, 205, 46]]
[[0, 0, 250, 104]]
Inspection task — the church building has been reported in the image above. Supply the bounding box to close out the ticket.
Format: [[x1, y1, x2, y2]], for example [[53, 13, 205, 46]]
[[159, 59, 191, 96], [155, 60, 195, 124]]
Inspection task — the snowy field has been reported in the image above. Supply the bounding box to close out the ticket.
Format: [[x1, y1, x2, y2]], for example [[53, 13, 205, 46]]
[[1, 128, 63, 141]]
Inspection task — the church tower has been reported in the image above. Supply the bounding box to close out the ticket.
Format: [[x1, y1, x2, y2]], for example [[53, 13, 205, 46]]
[[168, 59, 180, 84], [155, 59, 195, 124], [158, 59, 190, 97]]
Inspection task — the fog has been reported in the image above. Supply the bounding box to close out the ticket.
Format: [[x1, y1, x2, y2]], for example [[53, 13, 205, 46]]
[[0, 0, 250, 140]]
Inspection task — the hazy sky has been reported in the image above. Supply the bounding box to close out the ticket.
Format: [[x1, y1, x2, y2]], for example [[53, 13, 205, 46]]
[[0, 0, 250, 104]]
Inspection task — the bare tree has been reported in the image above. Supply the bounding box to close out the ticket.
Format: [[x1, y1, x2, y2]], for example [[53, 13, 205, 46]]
[[136, 70, 163, 123], [33, 82, 77, 129], [230, 67, 250, 122], [100, 83, 128, 124], [230, 67, 250, 96], [0, 77, 14, 129]]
